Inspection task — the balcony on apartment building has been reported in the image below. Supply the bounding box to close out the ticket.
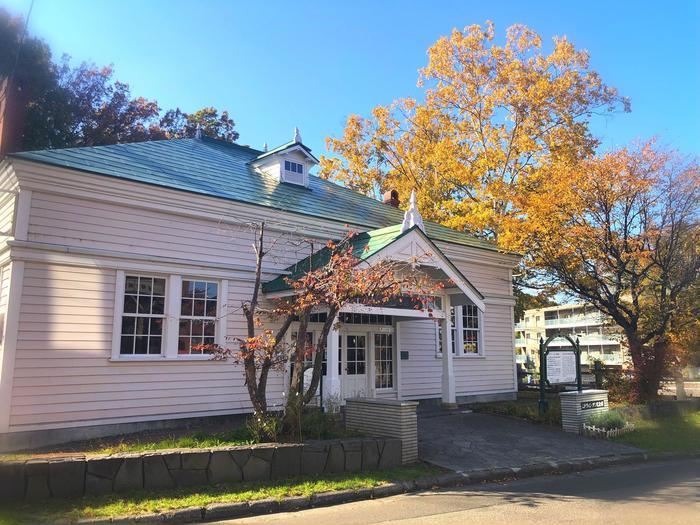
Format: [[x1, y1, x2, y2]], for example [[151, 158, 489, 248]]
[[547, 333, 620, 346], [544, 313, 607, 327]]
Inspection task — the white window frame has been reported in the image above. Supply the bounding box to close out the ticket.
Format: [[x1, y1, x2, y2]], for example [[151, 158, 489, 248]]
[[111, 271, 228, 361], [111, 272, 168, 360], [177, 278, 221, 356], [436, 304, 484, 358], [281, 157, 307, 186], [284, 159, 304, 175], [373, 331, 395, 391]]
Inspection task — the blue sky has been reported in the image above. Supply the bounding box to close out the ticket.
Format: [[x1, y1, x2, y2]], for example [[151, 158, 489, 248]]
[[4, 0, 699, 157]]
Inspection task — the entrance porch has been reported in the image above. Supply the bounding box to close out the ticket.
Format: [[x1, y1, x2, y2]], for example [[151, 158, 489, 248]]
[[264, 195, 487, 409], [293, 290, 477, 409]]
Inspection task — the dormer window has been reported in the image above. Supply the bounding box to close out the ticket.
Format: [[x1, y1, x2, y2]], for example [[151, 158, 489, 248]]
[[252, 127, 318, 188], [285, 160, 303, 175], [282, 160, 305, 185]]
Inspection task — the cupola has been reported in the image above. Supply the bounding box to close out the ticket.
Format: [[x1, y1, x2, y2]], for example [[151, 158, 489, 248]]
[[251, 127, 319, 188]]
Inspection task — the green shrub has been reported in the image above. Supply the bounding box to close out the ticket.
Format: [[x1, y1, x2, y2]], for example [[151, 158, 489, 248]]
[[603, 369, 635, 403], [587, 410, 626, 430], [246, 411, 282, 442], [300, 408, 349, 440]]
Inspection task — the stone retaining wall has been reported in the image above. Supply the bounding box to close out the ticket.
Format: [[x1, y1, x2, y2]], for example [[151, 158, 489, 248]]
[[0, 438, 401, 503], [345, 398, 418, 464]]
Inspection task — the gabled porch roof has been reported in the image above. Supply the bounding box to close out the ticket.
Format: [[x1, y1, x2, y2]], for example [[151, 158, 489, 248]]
[[262, 224, 485, 310]]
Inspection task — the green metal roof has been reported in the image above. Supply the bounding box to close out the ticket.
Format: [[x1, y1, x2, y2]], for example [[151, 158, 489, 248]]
[[263, 224, 411, 293], [9, 137, 500, 253]]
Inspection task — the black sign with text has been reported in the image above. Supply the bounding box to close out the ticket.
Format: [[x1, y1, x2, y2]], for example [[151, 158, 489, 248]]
[[580, 399, 606, 410]]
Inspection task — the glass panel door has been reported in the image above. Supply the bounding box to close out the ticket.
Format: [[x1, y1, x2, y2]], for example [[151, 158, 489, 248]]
[[346, 334, 366, 375], [374, 333, 394, 389], [342, 333, 367, 398]]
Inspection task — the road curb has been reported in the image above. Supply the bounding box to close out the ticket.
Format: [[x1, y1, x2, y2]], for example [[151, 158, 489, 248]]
[[75, 452, 697, 524]]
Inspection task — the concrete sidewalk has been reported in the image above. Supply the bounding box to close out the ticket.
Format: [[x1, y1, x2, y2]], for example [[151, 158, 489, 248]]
[[418, 407, 640, 471]]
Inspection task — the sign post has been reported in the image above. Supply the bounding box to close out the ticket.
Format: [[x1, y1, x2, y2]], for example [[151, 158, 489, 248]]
[[538, 334, 582, 415]]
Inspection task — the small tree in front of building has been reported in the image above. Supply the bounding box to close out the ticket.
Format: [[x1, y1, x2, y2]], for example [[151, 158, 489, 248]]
[[209, 223, 443, 439]]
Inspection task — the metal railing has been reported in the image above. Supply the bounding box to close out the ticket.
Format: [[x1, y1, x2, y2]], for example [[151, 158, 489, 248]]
[[544, 315, 606, 327]]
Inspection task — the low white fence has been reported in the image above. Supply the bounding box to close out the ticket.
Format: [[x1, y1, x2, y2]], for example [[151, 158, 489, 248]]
[[582, 423, 635, 439]]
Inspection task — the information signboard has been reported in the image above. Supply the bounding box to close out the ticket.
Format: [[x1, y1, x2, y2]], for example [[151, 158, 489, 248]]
[[546, 351, 577, 384]]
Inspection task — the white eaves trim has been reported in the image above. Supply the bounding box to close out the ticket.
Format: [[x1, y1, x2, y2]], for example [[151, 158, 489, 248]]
[[364, 228, 486, 312]]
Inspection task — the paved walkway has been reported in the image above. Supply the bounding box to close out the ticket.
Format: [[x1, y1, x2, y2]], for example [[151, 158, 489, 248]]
[[418, 408, 639, 471]]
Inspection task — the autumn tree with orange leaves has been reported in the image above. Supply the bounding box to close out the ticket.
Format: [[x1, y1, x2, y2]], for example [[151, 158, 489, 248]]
[[531, 145, 699, 401], [211, 223, 442, 437]]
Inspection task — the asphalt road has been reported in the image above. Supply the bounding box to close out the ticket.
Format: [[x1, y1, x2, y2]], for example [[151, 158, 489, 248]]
[[212, 458, 699, 525]]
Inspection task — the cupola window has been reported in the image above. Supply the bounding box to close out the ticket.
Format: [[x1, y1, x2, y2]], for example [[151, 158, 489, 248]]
[[282, 160, 305, 185], [285, 160, 304, 175]]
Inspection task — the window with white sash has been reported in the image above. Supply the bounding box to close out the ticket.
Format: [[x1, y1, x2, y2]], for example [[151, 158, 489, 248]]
[[120, 275, 166, 355], [437, 304, 483, 357], [112, 272, 226, 360], [178, 279, 218, 355]]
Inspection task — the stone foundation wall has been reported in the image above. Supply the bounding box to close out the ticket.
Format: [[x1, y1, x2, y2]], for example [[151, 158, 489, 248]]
[[0, 438, 402, 503], [345, 398, 418, 464]]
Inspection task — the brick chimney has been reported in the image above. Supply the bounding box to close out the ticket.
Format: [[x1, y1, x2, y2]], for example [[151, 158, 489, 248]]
[[0, 78, 28, 156], [383, 189, 400, 208]]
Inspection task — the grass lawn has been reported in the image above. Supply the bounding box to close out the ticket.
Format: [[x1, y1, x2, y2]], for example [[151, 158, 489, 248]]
[[89, 428, 256, 455], [2, 411, 358, 460], [0, 428, 256, 461], [472, 391, 699, 455], [0, 464, 440, 524], [612, 411, 700, 453]]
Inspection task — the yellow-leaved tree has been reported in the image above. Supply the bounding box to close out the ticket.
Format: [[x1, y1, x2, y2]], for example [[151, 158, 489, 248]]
[[320, 21, 629, 253]]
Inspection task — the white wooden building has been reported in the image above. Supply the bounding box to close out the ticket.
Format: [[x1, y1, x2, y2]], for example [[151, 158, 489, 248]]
[[0, 132, 520, 447]]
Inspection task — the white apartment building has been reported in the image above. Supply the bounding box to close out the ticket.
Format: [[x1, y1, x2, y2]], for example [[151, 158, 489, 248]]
[[515, 303, 626, 370]]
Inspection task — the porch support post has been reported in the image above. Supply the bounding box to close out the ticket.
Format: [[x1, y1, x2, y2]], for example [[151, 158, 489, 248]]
[[324, 316, 341, 410], [441, 294, 456, 407]]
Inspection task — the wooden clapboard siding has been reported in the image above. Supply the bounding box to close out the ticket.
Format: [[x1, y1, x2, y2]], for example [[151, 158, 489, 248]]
[[438, 241, 514, 296], [398, 304, 516, 400], [453, 303, 517, 395], [0, 265, 10, 313], [9, 262, 285, 432], [27, 192, 315, 270], [398, 319, 442, 399], [0, 195, 14, 240]]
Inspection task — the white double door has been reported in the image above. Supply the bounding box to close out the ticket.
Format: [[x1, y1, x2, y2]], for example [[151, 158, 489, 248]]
[[340, 330, 394, 399]]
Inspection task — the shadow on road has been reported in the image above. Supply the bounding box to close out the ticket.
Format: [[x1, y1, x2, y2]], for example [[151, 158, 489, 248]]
[[406, 458, 699, 508]]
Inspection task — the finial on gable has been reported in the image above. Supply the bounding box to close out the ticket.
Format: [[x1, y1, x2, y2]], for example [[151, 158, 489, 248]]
[[401, 189, 425, 232], [194, 124, 202, 139], [293, 127, 302, 143], [263, 142, 268, 152]]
